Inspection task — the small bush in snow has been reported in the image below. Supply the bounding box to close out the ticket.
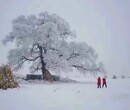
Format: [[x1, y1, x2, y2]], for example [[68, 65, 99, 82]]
[[112, 75, 117, 79], [121, 75, 125, 79]]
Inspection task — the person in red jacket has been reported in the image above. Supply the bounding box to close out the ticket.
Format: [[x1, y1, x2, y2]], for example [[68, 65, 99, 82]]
[[102, 77, 107, 88], [97, 77, 101, 88]]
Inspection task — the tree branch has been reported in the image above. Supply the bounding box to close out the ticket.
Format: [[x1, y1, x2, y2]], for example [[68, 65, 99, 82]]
[[67, 52, 80, 61], [49, 47, 59, 52], [21, 56, 40, 61], [48, 47, 63, 57], [72, 65, 99, 72], [31, 43, 39, 54], [37, 15, 47, 25], [14, 60, 26, 70]]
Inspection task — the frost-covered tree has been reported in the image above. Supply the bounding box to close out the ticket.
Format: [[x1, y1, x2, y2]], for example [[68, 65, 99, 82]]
[[3, 12, 105, 80]]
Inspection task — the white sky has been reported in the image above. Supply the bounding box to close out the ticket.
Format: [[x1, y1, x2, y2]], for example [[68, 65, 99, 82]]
[[0, 0, 130, 77]]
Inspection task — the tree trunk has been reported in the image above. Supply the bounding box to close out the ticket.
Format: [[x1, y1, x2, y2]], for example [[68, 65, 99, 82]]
[[41, 65, 55, 81], [38, 44, 55, 81], [43, 69, 55, 82]]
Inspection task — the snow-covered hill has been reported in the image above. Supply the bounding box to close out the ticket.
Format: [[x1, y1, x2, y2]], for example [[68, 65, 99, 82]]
[[0, 78, 130, 110]]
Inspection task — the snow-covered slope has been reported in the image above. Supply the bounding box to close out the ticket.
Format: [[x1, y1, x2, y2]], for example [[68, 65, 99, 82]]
[[0, 79, 130, 110]]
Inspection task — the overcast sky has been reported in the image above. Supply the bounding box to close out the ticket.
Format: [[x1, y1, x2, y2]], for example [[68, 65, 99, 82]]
[[0, 0, 130, 77]]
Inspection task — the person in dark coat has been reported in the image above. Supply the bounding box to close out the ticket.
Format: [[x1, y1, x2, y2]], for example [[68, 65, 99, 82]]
[[102, 77, 107, 88], [97, 77, 101, 88]]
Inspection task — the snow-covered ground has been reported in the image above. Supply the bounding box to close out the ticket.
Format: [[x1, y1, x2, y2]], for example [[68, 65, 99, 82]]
[[0, 78, 130, 110]]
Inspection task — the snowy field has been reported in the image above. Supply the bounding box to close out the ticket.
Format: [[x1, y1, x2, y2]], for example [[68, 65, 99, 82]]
[[0, 79, 130, 110]]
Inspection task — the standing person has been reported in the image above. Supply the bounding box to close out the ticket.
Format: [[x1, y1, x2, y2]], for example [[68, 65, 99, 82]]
[[102, 77, 107, 88], [97, 77, 101, 88]]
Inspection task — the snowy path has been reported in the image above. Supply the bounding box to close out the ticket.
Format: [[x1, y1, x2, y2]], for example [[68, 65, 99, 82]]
[[0, 79, 130, 110]]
